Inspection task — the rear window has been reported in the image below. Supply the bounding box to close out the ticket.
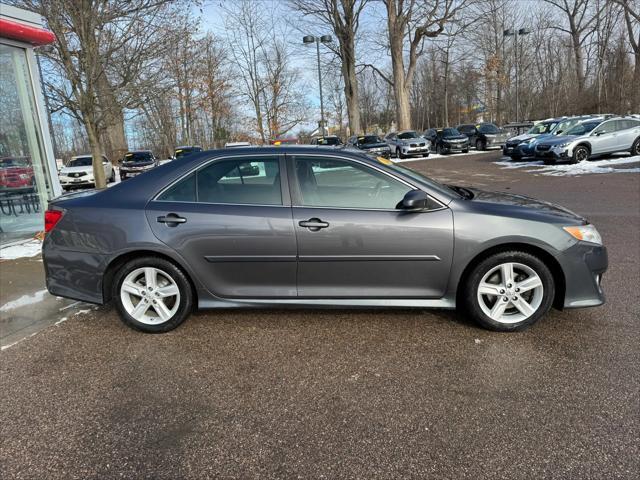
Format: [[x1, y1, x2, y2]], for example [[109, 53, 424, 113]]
[[358, 136, 382, 144], [316, 137, 342, 146]]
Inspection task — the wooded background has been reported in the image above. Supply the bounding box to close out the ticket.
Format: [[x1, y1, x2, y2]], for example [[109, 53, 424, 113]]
[[11, 0, 639, 185]]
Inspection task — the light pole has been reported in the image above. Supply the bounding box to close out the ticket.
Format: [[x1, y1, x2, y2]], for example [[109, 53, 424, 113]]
[[303, 34, 332, 137], [503, 28, 530, 122]]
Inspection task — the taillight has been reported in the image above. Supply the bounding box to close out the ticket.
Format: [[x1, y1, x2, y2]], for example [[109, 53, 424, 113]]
[[44, 209, 64, 233]]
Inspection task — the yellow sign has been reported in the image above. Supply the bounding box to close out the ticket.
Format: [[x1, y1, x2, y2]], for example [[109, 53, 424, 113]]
[[376, 156, 394, 165]]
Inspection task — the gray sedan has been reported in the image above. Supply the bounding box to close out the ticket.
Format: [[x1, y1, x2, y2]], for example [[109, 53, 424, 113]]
[[42, 147, 607, 333]]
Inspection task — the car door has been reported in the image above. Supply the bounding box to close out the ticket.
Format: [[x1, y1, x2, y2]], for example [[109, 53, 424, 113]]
[[146, 154, 298, 298], [590, 120, 618, 154], [288, 154, 454, 298], [616, 120, 640, 150]]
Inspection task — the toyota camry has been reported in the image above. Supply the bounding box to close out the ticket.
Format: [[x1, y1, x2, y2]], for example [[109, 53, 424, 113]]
[[42, 147, 607, 333]]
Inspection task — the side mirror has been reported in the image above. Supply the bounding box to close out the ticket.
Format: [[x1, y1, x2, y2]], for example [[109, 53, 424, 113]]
[[401, 190, 429, 210]]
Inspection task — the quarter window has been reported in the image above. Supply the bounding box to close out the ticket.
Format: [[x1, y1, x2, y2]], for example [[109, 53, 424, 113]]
[[294, 157, 412, 209]]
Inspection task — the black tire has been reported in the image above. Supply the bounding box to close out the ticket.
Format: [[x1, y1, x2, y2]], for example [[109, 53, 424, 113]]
[[512, 154, 522, 162], [113, 256, 194, 333], [631, 137, 640, 156], [461, 251, 555, 332], [462, 149, 469, 154], [571, 145, 589, 164], [476, 139, 485, 151], [436, 144, 443, 155], [396, 147, 404, 159], [109, 169, 116, 183]]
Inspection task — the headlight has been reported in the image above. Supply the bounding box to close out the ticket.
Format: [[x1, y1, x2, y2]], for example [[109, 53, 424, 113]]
[[556, 142, 572, 149], [519, 139, 532, 145], [563, 225, 602, 245]]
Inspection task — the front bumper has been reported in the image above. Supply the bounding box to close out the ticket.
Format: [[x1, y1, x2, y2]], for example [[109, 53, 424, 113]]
[[60, 177, 95, 188], [557, 242, 607, 308], [120, 167, 153, 179], [400, 145, 430, 156], [362, 147, 391, 158], [534, 146, 571, 163], [504, 143, 535, 158], [441, 142, 469, 153]]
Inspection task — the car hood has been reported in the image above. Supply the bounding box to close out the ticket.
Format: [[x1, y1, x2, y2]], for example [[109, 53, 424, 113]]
[[508, 133, 536, 143], [468, 188, 586, 223], [360, 142, 389, 149], [536, 135, 582, 147], [398, 138, 426, 144], [442, 135, 468, 141], [60, 166, 93, 174]]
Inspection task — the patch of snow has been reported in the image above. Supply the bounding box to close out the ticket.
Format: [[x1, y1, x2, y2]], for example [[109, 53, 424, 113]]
[[0, 239, 42, 260], [74, 309, 92, 316], [54, 316, 68, 326], [0, 289, 49, 312], [494, 155, 640, 176]]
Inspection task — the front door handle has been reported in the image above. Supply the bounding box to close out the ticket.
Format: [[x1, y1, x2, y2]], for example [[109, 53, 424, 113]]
[[299, 218, 329, 231], [157, 214, 187, 226]]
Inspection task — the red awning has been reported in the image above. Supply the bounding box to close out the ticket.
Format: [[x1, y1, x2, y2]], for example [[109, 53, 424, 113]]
[[0, 18, 55, 46]]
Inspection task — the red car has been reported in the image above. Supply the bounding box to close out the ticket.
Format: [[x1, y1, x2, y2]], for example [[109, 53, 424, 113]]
[[0, 157, 35, 191]]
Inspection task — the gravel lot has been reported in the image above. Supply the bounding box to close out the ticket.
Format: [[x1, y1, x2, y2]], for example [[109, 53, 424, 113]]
[[1, 151, 639, 479]]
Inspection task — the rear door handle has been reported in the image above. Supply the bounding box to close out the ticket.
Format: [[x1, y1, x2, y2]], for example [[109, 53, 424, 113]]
[[157, 214, 187, 225], [299, 218, 329, 231]]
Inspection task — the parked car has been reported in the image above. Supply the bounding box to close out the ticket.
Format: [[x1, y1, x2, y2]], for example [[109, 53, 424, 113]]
[[310, 136, 343, 146], [119, 150, 159, 180], [346, 135, 392, 157], [58, 155, 114, 190], [174, 146, 202, 160], [534, 117, 640, 164], [504, 116, 597, 160], [456, 123, 510, 151], [385, 130, 430, 158], [423, 128, 470, 154], [0, 156, 35, 192], [43, 146, 607, 334]]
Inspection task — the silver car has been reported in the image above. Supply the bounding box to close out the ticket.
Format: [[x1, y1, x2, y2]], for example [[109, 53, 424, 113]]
[[535, 117, 640, 164], [385, 130, 430, 159]]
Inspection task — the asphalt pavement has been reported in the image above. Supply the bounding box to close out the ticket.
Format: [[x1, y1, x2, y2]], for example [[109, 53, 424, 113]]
[[1, 151, 639, 479]]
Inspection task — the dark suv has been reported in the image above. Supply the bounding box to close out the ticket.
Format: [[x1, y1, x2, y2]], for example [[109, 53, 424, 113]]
[[346, 135, 392, 157], [311, 136, 343, 146], [423, 128, 470, 154], [456, 123, 510, 150], [119, 151, 159, 180]]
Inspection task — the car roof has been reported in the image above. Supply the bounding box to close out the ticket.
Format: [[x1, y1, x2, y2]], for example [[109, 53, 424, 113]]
[[126, 150, 152, 154]]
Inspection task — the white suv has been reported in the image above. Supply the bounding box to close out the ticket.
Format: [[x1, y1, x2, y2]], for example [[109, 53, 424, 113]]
[[59, 154, 115, 190], [534, 117, 640, 164]]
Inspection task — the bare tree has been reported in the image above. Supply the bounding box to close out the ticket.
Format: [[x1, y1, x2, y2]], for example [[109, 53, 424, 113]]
[[614, 0, 640, 111], [18, 0, 184, 187], [291, 0, 369, 135], [379, 0, 467, 130]]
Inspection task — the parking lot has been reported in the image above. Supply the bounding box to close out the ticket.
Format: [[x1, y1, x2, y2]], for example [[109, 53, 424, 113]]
[[1, 150, 639, 479]]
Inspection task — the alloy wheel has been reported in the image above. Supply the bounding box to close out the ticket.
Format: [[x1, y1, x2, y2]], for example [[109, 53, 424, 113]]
[[575, 147, 589, 162], [120, 267, 181, 325], [634, 141, 640, 155], [476, 262, 544, 324]]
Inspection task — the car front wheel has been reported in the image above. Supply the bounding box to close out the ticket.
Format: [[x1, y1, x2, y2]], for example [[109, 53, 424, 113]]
[[476, 139, 485, 151], [631, 138, 640, 156], [113, 257, 193, 333], [396, 147, 404, 159], [572, 145, 589, 164], [462, 251, 555, 331]]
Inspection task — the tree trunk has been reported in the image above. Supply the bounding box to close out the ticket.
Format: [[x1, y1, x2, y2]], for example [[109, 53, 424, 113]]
[[389, 33, 411, 130], [85, 117, 107, 189], [340, 34, 361, 135]]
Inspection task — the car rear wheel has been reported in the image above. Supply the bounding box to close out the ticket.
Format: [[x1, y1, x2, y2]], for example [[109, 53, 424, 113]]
[[109, 169, 116, 183], [462, 251, 555, 331], [113, 257, 193, 333], [631, 138, 640, 156], [572, 145, 589, 164], [476, 139, 485, 151]]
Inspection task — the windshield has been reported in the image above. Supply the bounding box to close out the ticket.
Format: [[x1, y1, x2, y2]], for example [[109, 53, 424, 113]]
[[398, 131, 419, 139], [566, 122, 600, 136], [68, 157, 93, 167], [358, 135, 382, 144], [442, 128, 461, 137], [124, 152, 153, 162], [383, 162, 459, 199], [1, 157, 29, 168], [528, 122, 556, 135], [478, 124, 500, 134], [317, 137, 341, 145], [175, 148, 199, 159]]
